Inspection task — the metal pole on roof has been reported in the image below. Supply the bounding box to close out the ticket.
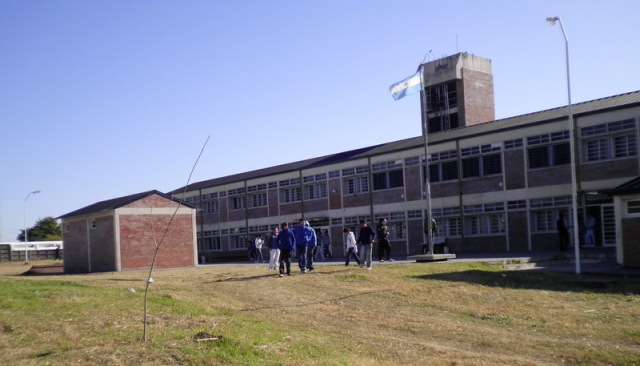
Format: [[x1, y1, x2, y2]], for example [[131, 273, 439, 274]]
[[547, 16, 581, 274], [23, 190, 41, 263]]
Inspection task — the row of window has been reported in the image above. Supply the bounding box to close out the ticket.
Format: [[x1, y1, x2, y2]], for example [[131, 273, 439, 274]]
[[187, 118, 637, 204], [197, 194, 585, 252]]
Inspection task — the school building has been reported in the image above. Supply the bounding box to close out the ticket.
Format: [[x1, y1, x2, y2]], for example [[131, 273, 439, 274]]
[[169, 53, 640, 265]]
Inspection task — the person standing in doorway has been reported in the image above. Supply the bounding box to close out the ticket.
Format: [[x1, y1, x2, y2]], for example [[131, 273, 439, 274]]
[[357, 219, 375, 270], [585, 214, 596, 247], [321, 230, 333, 260], [376, 218, 392, 262], [557, 212, 570, 251], [267, 227, 280, 270], [343, 227, 360, 267], [315, 229, 325, 261], [276, 222, 295, 277]]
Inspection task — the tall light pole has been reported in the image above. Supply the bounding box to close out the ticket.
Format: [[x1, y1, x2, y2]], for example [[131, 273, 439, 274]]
[[546, 16, 581, 274], [23, 190, 41, 263]]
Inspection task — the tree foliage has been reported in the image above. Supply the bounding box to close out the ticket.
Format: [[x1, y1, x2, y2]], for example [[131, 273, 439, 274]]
[[17, 216, 61, 241]]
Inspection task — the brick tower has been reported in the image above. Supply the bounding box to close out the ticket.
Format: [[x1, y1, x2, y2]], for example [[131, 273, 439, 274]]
[[421, 53, 495, 133]]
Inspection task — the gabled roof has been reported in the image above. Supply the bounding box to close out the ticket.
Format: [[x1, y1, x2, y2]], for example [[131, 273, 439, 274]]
[[170, 90, 640, 195], [58, 190, 194, 219]]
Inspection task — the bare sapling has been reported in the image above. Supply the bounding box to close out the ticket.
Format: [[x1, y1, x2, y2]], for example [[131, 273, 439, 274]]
[[142, 136, 210, 342]]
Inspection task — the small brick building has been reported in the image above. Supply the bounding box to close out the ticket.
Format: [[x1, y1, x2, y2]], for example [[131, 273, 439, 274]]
[[58, 190, 196, 274]]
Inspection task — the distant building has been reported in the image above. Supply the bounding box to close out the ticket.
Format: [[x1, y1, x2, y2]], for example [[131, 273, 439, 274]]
[[169, 52, 640, 267], [58, 190, 196, 273]]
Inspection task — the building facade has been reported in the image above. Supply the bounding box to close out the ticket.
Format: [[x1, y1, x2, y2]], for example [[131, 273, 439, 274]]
[[171, 54, 640, 263]]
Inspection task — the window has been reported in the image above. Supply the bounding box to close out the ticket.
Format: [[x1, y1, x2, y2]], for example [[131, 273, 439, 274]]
[[204, 237, 221, 251], [205, 200, 219, 213], [507, 200, 527, 210], [250, 193, 267, 207], [584, 134, 637, 162], [504, 139, 523, 149], [433, 206, 462, 236], [346, 176, 369, 194], [305, 183, 327, 200], [232, 236, 248, 249], [461, 153, 503, 178], [373, 169, 403, 190], [282, 187, 301, 203], [464, 214, 505, 235], [528, 143, 570, 168], [627, 200, 640, 215], [230, 196, 246, 210], [532, 211, 555, 232], [388, 221, 406, 240], [428, 150, 459, 182], [405, 156, 419, 166], [527, 131, 571, 169]]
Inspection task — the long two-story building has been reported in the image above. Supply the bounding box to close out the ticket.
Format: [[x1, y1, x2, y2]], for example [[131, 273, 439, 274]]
[[170, 53, 640, 263]]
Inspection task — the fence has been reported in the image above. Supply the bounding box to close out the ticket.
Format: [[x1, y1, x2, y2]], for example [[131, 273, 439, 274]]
[[0, 241, 63, 262]]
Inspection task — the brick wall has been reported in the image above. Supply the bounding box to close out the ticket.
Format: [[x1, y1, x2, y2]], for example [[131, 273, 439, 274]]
[[63, 219, 90, 274], [89, 216, 116, 272], [622, 218, 640, 267], [119, 214, 194, 271]]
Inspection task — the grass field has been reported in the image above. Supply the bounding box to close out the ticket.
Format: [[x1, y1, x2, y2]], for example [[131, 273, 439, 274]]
[[1, 259, 639, 365]]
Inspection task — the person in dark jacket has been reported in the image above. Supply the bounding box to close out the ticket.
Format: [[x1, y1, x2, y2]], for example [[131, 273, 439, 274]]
[[293, 218, 316, 273], [376, 218, 392, 262], [357, 219, 375, 269], [276, 222, 296, 277], [557, 212, 569, 251]]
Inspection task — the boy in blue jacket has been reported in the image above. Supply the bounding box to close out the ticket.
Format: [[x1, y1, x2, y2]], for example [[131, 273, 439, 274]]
[[293, 218, 316, 273], [276, 222, 296, 277]]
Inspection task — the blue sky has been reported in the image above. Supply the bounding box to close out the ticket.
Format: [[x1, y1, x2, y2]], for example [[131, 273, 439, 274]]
[[1, 1, 639, 242]]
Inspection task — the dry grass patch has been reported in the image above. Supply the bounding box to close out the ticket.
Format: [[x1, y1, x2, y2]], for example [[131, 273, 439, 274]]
[[1, 260, 639, 365]]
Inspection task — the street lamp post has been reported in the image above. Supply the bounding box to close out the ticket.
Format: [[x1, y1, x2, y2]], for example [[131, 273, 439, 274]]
[[23, 190, 41, 263], [546, 16, 581, 274]]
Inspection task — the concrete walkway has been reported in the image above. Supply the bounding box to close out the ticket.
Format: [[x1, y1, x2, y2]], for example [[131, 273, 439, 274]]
[[445, 246, 640, 276]]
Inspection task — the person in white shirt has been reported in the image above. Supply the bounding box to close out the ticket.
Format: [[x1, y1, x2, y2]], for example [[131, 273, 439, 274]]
[[267, 227, 280, 270], [343, 228, 360, 267], [254, 235, 265, 263]]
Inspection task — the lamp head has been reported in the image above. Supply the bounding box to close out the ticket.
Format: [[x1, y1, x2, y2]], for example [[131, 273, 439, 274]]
[[33, 190, 41, 194], [546, 16, 559, 25]]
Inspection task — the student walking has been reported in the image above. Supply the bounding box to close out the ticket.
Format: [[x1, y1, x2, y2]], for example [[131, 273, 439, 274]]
[[276, 222, 295, 277], [343, 227, 360, 267], [254, 235, 265, 262], [357, 219, 375, 270], [267, 227, 280, 270]]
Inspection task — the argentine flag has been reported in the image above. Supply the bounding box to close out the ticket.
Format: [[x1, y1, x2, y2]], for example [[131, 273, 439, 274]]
[[389, 70, 422, 100]]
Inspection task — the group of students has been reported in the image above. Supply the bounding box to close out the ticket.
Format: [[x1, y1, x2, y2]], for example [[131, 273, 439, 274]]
[[259, 217, 392, 277]]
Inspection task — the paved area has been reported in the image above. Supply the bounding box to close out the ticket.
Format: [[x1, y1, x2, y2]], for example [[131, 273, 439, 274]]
[[411, 247, 639, 277], [206, 246, 640, 277]]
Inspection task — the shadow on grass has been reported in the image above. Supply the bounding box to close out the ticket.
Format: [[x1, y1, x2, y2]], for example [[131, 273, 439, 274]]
[[413, 270, 640, 295]]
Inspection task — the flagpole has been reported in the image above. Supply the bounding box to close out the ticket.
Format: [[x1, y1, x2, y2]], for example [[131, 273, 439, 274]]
[[419, 64, 434, 254]]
